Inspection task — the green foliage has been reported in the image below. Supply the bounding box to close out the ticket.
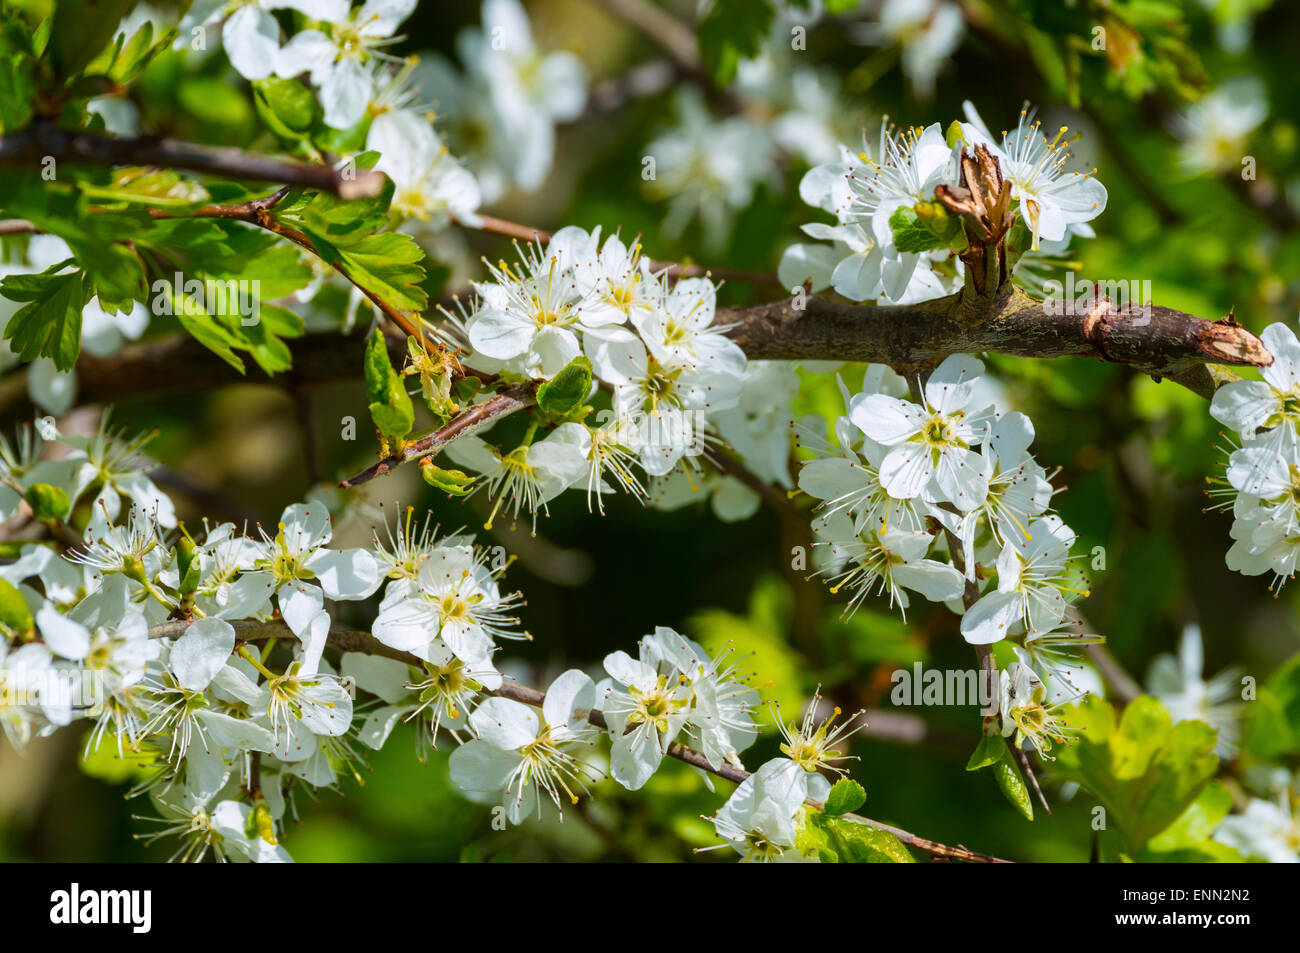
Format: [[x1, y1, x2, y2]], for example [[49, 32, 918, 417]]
[[364, 328, 415, 444], [253, 77, 322, 148], [890, 202, 963, 255], [689, 576, 806, 717], [965, 731, 1007, 771], [25, 482, 72, 522], [1243, 652, 1300, 759], [419, 459, 477, 497], [0, 577, 34, 633], [0, 262, 87, 370], [535, 355, 593, 423], [822, 778, 866, 815], [1053, 696, 1219, 856], [1140, 782, 1245, 862], [49, 0, 137, 80], [698, 0, 774, 85], [798, 813, 916, 863], [992, 753, 1034, 821]]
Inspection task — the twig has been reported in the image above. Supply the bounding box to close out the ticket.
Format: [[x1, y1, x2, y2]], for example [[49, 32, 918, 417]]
[[0, 122, 384, 198], [152, 195, 429, 342], [340, 384, 537, 487]]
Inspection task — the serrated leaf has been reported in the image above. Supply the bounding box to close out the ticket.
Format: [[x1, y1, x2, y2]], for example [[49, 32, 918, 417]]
[[811, 814, 915, 863], [1, 264, 88, 370], [334, 231, 427, 312], [823, 778, 866, 815], [364, 328, 414, 442], [1053, 695, 1219, 854], [889, 205, 949, 255]]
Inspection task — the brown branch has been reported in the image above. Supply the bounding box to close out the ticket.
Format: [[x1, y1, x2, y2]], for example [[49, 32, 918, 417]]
[[0, 122, 384, 198], [339, 384, 537, 488], [723, 291, 1271, 398]]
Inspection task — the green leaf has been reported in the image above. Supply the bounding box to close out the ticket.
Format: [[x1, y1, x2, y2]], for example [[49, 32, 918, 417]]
[[535, 356, 593, 421], [806, 814, 915, 863], [50, 0, 138, 79], [822, 778, 866, 816], [966, 731, 1007, 771], [67, 237, 145, 313], [419, 460, 477, 497], [890, 204, 957, 255], [1053, 695, 1219, 854], [1140, 782, 1242, 861], [993, 752, 1034, 820], [698, 0, 775, 85], [364, 328, 414, 442], [0, 52, 35, 132], [0, 577, 34, 633], [1, 264, 88, 371], [77, 167, 211, 210], [178, 76, 253, 127], [253, 77, 321, 138], [334, 232, 427, 312], [25, 483, 72, 522], [81, 20, 174, 85], [1244, 651, 1300, 758]]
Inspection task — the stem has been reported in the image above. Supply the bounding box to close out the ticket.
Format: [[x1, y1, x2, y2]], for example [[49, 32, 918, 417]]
[[0, 122, 384, 198]]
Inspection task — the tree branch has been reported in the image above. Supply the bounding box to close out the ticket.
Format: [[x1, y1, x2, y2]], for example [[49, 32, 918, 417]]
[[339, 384, 537, 488], [723, 291, 1271, 398], [147, 617, 1009, 863], [0, 122, 384, 198]]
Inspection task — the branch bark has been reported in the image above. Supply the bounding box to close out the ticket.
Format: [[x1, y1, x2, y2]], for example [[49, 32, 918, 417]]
[[723, 291, 1270, 398], [0, 122, 384, 198]]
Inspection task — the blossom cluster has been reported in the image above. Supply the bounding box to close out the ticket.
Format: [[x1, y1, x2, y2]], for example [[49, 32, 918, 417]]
[[798, 356, 1097, 755], [0, 415, 857, 862], [780, 102, 1108, 305], [1209, 318, 1300, 590], [431, 226, 800, 527]]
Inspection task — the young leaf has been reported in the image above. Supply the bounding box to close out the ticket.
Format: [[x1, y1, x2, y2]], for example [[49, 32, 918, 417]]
[[822, 778, 866, 816], [810, 814, 915, 863], [966, 731, 1007, 771], [1052, 695, 1219, 854], [1, 264, 88, 371], [25, 482, 72, 522], [0, 577, 34, 633], [364, 328, 414, 443], [536, 355, 593, 421], [419, 459, 477, 497], [992, 751, 1034, 821]]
